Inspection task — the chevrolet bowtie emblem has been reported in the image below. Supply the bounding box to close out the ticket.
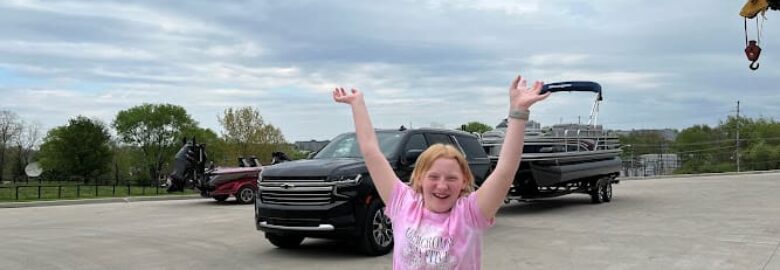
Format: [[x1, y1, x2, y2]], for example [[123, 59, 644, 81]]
[[280, 183, 295, 189]]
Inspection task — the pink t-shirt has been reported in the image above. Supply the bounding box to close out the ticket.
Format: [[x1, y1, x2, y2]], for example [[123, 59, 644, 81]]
[[385, 181, 495, 270]]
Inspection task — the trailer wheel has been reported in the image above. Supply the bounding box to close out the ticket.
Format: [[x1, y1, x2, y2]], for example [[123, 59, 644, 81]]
[[266, 233, 304, 249], [590, 180, 605, 204], [358, 199, 393, 256], [235, 186, 256, 204], [602, 181, 613, 202], [213, 195, 229, 202]]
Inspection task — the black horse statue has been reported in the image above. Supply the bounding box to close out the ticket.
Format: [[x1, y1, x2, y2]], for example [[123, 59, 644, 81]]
[[166, 138, 207, 193]]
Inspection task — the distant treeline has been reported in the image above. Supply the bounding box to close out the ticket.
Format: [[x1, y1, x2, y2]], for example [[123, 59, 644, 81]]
[[0, 105, 304, 185], [619, 116, 780, 174], [4, 107, 779, 183]]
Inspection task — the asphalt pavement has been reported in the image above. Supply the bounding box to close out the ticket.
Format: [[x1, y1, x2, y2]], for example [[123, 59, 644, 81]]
[[0, 172, 778, 270]]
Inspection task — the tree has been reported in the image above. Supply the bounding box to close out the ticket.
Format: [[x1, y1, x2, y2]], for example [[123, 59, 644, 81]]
[[722, 116, 780, 171], [457, 121, 493, 134], [182, 126, 229, 166], [38, 116, 113, 183], [113, 104, 198, 185], [108, 141, 137, 185], [218, 107, 291, 165], [744, 141, 780, 170], [0, 111, 23, 181], [671, 124, 736, 173], [11, 121, 42, 182], [670, 116, 780, 173]]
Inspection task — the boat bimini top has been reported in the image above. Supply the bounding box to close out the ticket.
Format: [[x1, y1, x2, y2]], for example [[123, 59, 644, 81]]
[[542, 81, 603, 127]]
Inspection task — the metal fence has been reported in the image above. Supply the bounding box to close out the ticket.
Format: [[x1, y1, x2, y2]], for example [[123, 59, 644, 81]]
[[0, 182, 192, 201], [621, 155, 681, 178]]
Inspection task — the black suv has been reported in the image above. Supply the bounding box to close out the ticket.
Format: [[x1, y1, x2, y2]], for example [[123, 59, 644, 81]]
[[254, 127, 491, 255]]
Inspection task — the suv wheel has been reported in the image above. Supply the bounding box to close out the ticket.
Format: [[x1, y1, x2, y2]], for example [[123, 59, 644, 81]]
[[359, 199, 393, 256], [266, 233, 304, 249], [235, 186, 256, 204]]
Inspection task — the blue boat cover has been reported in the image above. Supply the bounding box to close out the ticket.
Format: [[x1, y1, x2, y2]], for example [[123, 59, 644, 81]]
[[541, 81, 602, 101]]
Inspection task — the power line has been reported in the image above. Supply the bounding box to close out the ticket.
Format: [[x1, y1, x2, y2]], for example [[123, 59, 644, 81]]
[[621, 136, 780, 147], [673, 145, 738, 155], [625, 139, 733, 147]]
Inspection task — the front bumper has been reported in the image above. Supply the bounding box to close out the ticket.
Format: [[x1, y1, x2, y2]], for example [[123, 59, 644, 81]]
[[255, 199, 361, 238]]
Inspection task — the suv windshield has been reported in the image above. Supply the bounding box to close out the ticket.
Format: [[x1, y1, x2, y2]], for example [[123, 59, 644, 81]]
[[314, 131, 403, 159]]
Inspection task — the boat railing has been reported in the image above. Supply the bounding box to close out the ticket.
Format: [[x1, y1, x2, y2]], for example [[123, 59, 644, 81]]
[[562, 129, 621, 152], [481, 127, 621, 158]]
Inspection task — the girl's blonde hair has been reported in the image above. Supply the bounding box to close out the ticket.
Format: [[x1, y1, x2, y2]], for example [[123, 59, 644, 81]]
[[410, 144, 475, 196]]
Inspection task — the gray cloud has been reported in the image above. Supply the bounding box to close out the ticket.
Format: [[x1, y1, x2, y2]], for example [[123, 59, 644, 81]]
[[0, 0, 777, 142]]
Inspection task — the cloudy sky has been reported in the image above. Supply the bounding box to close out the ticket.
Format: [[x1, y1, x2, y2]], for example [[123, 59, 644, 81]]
[[0, 0, 778, 142]]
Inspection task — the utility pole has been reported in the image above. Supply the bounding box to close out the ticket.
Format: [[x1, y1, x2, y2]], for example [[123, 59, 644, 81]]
[[658, 142, 663, 175], [736, 101, 741, 172]]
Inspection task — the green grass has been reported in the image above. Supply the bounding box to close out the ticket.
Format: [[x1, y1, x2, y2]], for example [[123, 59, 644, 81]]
[[0, 184, 197, 202]]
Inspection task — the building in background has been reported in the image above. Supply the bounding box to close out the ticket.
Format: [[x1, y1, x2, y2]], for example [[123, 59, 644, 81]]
[[612, 128, 679, 141], [622, 153, 680, 177]]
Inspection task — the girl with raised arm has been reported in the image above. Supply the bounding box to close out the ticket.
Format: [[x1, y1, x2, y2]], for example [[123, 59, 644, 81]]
[[332, 74, 550, 269]]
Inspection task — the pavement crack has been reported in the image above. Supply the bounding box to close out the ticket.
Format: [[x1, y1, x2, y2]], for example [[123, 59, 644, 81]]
[[763, 241, 780, 270]]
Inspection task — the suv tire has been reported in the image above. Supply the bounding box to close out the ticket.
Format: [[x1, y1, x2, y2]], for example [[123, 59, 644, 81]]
[[358, 199, 393, 256]]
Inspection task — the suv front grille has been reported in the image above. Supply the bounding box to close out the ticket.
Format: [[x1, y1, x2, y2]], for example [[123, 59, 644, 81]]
[[259, 177, 333, 205], [262, 176, 327, 182]]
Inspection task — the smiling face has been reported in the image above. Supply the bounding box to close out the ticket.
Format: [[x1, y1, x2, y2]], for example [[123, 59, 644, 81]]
[[409, 144, 475, 213], [421, 157, 468, 213]]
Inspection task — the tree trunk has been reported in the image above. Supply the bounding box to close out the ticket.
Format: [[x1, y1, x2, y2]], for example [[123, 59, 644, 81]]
[[13, 145, 25, 181], [148, 166, 157, 187], [0, 146, 5, 181], [114, 161, 120, 185]]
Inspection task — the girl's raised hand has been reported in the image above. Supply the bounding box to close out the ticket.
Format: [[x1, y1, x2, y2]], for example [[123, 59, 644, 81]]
[[509, 75, 551, 110], [332, 87, 363, 105]]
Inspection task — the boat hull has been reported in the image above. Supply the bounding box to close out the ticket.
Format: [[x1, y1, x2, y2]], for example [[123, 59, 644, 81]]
[[529, 157, 622, 187], [199, 167, 262, 189], [488, 150, 622, 187]]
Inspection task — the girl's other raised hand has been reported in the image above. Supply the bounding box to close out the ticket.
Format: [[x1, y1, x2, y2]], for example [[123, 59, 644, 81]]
[[332, 87, 364, 106], [509, 75, 550, 110]]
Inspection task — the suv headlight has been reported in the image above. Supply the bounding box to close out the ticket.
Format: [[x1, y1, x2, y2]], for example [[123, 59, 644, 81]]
[[257, 172, 263, 186], [333, 174, 362, 186]]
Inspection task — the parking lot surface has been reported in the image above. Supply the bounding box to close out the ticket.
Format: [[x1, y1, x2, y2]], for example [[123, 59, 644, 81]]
[[1, 172, 778, 270]]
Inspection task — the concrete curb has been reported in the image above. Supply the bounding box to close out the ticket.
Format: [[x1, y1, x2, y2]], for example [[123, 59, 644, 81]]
[[0, 194, 204, 208]]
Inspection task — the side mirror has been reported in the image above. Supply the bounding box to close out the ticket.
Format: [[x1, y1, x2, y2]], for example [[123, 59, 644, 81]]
[[307, 151, 318, 159], [404, 149, 424, 165]]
